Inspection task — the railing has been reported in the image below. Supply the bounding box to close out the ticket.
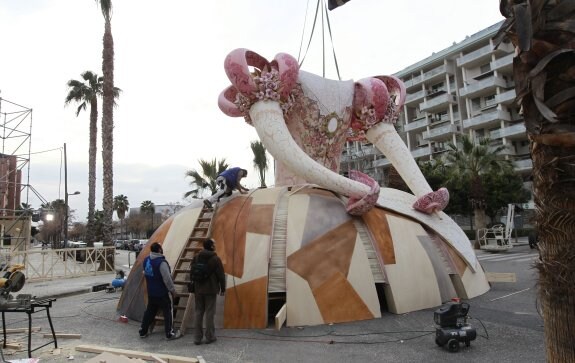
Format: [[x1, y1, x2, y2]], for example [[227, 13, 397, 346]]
[[457, 44, 493, 67], [404, 117, 428, 132], [405, 89, 426, 104], [8, 246, 116, 281], [459, 75, 508, 98]]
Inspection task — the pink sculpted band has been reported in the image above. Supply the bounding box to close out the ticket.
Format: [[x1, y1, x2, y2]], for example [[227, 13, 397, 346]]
[[218, 48, 299, 120], [412, 188, 450, 214], [346, 170, 380, 216]]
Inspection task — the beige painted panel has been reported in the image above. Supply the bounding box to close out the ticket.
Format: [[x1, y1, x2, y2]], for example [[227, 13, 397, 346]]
[[250, 187, 285, 205], [347, 234, 381, 318], [226, 232, 270, 286], [377, 188, 477, 270], [384, 215, 442, 314], [286, 269, 323, 327], [286, 194, 310, 256], [162, 207, 201, 265], [460, 263, 490, 299]]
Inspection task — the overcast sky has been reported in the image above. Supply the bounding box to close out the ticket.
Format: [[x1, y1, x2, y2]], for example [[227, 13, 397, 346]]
[[0, 0, 503, 221]]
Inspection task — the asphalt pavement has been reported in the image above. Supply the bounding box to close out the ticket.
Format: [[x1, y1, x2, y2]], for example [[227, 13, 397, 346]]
[[1, 245, 545, 363]]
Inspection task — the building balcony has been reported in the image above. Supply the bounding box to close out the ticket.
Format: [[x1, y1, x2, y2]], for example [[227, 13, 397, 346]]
[[459, 75, 508, 98], [490, 123, 526, 140], [513, 158, 533, 172], [419, 93, 457, 113], [495, 89, 516, 105], [404, 117, 429, 132], [491, 53, 514, 73], [411, 146, 432, 159], [403, 75, 423, 89], [457, 44, 494, 68], [422, 64, 452, 83], [405, 89, 426, 105], [463, 109, 511, 130], [422, 123, 459, 141]]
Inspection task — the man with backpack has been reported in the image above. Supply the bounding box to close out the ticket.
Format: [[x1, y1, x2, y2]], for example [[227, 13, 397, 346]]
[[139, 242, 181, 340], [190, 238, 226, 345]]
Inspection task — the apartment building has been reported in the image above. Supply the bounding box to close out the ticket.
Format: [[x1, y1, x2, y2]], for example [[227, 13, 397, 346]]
[[341, 21, 533, 195]]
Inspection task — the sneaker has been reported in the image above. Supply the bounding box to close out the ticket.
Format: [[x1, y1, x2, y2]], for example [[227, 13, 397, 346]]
[[139, 330, 149, 339], [194, 340, 203, 345], [203, 200, 212, 209], [167, 330, 182, 341], [205, 337, 217, 344]]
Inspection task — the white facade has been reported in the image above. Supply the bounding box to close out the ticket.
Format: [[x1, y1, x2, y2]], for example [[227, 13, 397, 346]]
[[341, 21, 532, 186]]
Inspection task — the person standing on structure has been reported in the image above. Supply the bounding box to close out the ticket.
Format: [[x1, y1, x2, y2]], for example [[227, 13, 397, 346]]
[[203, 167, 249, 208], [139, 242, 181, 340], [191, 238, 226, 345]]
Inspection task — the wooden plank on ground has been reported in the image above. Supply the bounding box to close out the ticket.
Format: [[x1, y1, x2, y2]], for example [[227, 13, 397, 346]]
[[43, 333, 82, 339], [485, 272, 516, 283], [75, 345, 199, 363], [4, 327, 41, 334], [84, 352, 134, 363], [275, 303, 287, 331]]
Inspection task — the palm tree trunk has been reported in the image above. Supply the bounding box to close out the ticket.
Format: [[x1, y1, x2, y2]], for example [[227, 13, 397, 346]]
[[101, 19, 114, 247], [532, 140, 575, 362], [86, 98, 98, 246]]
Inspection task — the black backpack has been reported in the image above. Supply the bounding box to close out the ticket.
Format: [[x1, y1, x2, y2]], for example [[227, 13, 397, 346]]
[[191, 255, 214, 282]]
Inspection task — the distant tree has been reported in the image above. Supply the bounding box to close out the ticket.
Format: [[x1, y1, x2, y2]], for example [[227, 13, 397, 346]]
[[445, 135, 509, 235], [185, 158, 229, 198], [113, 194, 129, 240], [65, 70, 103, 244], [40, 200, 67, 248], [140, 200, 155, 237], [482, 167, 531, 223], [251, 140, 269, 188]]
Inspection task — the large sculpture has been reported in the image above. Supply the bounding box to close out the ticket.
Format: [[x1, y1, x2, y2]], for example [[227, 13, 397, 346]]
[[118, 49, 489, 329]]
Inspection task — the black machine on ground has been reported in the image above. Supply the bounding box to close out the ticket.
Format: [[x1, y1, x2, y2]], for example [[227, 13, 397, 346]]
[[434, 299, 477, 352]]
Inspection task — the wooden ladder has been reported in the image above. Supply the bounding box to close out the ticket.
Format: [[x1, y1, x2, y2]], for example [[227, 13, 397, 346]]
[[155, 203, 217, 335]]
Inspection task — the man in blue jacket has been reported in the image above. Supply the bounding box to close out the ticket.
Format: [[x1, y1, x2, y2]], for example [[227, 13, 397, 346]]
[[139, 242, 181, 340], [203, 167, 249, 208]]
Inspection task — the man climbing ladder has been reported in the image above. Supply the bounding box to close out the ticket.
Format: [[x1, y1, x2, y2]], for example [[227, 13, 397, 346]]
[[203, 167, 249, 208]]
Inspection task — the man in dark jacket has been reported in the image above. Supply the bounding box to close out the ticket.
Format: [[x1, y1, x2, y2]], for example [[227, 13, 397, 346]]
[[191, 238, 226, 345], [203, 167, 249, 208], [139, 242, 181, 340]]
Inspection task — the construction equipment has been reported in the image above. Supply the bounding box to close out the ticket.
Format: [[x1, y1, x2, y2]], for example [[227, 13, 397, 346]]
[[477, 203, 516, 252], [434, 299, 477, 353], [154, 203, 217, 335], [0, 262, 27, 309]]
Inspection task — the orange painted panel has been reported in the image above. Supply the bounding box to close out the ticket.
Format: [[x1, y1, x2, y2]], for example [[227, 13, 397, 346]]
[[148, 218, 174, 245], [247, 204, 274, 235], [287, 220, 356, 290], [224, 276, 268, 329], [312, 271, 374, 323], [362, 207, 396, 264], [211, 197, 252, 278]]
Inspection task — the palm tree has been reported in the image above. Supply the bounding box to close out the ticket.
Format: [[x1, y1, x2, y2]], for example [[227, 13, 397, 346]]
[[445, 135, 509, 237], [113, 194, 129, 240], [96, 0, 116, 247], [185, 158, 229, 198], [496, 2, 575, 360], [250, 140, 269, 188], [140, 200, 155, 237], [65, 70, 103, 244]]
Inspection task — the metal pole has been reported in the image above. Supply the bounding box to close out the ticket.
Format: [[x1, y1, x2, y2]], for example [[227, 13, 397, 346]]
[[64, 143, 68, 247]]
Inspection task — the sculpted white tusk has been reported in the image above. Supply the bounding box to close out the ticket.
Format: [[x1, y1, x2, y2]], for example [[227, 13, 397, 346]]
[[366, 122, 433, 197], [250, 100, 370, 199]]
